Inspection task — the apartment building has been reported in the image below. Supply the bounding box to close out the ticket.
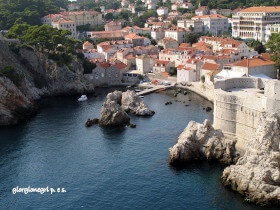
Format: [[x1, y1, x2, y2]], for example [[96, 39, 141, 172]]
[[192, 14, 229, 36], [232, 6, 280, 42]]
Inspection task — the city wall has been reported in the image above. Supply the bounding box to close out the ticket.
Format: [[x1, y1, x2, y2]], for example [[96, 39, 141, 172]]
[[213, 77, 280, 153]]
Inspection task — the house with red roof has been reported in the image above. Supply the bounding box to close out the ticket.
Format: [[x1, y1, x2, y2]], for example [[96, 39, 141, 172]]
[[230, 56, 277, 78], [153, 60, 175, 74]]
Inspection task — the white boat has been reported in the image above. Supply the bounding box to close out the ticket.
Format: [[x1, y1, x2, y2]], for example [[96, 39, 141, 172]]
[[134, 89, 141, 92], [78, 95, 88, 102], [139, 95, 144, 98]]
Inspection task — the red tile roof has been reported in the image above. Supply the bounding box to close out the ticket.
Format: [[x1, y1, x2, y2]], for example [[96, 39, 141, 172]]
[[239, 6, 280, 13], [202, 63, 220, 71], [232, 57, 275, 68]]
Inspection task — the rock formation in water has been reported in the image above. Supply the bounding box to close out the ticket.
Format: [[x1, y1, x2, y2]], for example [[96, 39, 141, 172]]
[[222, 113, 280, 206], [121, 90, 155, 116], [0, 34, 94, 125], [169, 119, 237, 165], [98, 90, 154, 127]]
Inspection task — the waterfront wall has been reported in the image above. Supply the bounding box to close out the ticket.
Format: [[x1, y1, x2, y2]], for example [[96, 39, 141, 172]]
[[213, 78, 280, 153]]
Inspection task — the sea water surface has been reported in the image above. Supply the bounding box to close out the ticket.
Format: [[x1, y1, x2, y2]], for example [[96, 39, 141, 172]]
[[0, 88, 274, 209]]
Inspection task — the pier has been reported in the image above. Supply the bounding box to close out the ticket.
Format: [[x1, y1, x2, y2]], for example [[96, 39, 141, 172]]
[[136, 84, 173, 96]]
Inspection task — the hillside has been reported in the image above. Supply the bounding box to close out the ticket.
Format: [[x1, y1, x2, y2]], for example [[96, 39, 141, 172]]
[[0, 34, 94, 125]]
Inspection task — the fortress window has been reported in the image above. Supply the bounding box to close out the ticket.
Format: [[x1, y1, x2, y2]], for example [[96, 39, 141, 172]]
[[241, 107, 243, 111]]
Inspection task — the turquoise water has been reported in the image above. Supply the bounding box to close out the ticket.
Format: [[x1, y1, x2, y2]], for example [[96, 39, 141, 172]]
[[0, 88, 273, 209]]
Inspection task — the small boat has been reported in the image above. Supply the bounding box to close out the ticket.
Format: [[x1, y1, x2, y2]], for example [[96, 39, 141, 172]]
[[78, 95, 88, 102], [134, 89, 141, 92], [158, 88, 166, 92], [139, 95, 144, 98]]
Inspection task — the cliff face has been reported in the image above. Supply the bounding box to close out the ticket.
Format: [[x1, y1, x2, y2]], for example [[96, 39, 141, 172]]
[[0, 35, 95, 125]]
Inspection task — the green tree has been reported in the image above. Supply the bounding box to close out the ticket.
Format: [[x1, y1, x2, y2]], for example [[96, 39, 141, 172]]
[[104, 12, 114, 20], [185, 32, 199, 44], [266, 33, 280, 69], [0, 65, 23, 86]]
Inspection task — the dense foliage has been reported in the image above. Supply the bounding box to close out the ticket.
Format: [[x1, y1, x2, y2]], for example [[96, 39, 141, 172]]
[[0, 0, 68, 30], [6, 24, 84, 68], [185, 32, 200, 45], [247, 40, 266, 54], [266, 33, 280, 69], [0, 65, 23, 86]]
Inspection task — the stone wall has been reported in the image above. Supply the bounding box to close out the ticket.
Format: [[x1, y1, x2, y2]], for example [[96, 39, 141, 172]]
[[213, 77, 280, 153]]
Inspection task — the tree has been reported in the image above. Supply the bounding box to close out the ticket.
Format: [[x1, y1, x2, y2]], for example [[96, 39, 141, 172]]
[[185, 32, 199, 45], [0, 0, 61, 29], [96, 38, 110, 44], [247, 40, 266, 54], [201, 75, 205, 83], [171, 19, 177, 25], [170, 67, 177, 76], [266, 33, 280, 69], [104, 12, 114, 20], [0, 65, 22, 86]]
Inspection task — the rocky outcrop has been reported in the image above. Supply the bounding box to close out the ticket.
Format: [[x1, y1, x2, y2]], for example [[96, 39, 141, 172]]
[[0, 77, 37, 125], [222, 113, 280, 206], [169, 119, 237, 165], [99, 100, 130, 127], [121, 90, 155, 116], [0, 35, 95, 125], [98, 90, 154, 127]]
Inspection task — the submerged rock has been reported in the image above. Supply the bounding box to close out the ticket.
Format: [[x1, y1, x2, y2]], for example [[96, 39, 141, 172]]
[[121, 90, 155, 116], [222, 113, 280, 206], [169, 120, 236, 165], [85, 118, 99, 127]]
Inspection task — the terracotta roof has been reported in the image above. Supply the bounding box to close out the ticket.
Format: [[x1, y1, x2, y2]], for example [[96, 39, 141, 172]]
[[125, 33, 144, 39], [192, 14, 227, 19], [232, 57, 275, 68], [202, 63, 220, 71], [98, 62, 111, 68], [260, 53, 274, 61], [154, 60, 171, 67], [186, 58, 201, 64], [124, 52, 135, 59], [179, 43, 191, 48], [83, 41, 93, 46], [239, 6, 280, 13], [177, 65, 192, 71], [114, 62, 127, 69], [206, 69, 222, 76], [159, 37, 177, 44], [218, 48, 239, 54], [193, 42, 212, 47], [196, 6, 208, 11]]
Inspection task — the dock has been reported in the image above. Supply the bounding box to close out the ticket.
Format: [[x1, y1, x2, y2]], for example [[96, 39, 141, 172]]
[[136, 85, 173, 96]]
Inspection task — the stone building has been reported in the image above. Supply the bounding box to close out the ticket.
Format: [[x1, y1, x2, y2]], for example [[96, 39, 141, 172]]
[[213, 78, 280, 153]]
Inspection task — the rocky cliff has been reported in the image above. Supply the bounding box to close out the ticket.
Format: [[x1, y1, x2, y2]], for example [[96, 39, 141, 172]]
[[169, 120, 237, 165], [170, 114, 280, 206], [222, 113, 280, 206], [0, 34, 95, 125]]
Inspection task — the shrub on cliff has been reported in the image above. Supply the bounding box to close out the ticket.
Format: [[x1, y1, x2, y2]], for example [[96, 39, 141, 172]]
[[0, 65, 23, 86]]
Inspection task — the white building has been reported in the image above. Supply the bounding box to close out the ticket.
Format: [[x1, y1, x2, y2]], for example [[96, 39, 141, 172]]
[[157, 7, 168, 16], [232, 6, 280, 42], [51, 18, 77, 38], [177, 19, 203, 33], [177, 65, 196, 82], [165, 27, 187, 44], [192, 14, 229, 36]]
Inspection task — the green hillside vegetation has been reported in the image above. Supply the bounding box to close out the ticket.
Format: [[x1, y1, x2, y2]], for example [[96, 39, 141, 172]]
[[0, 0, 68, 30]]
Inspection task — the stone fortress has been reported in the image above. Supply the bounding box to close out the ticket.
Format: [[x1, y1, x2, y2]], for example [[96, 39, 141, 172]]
[[213, 77, 280, 153]]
